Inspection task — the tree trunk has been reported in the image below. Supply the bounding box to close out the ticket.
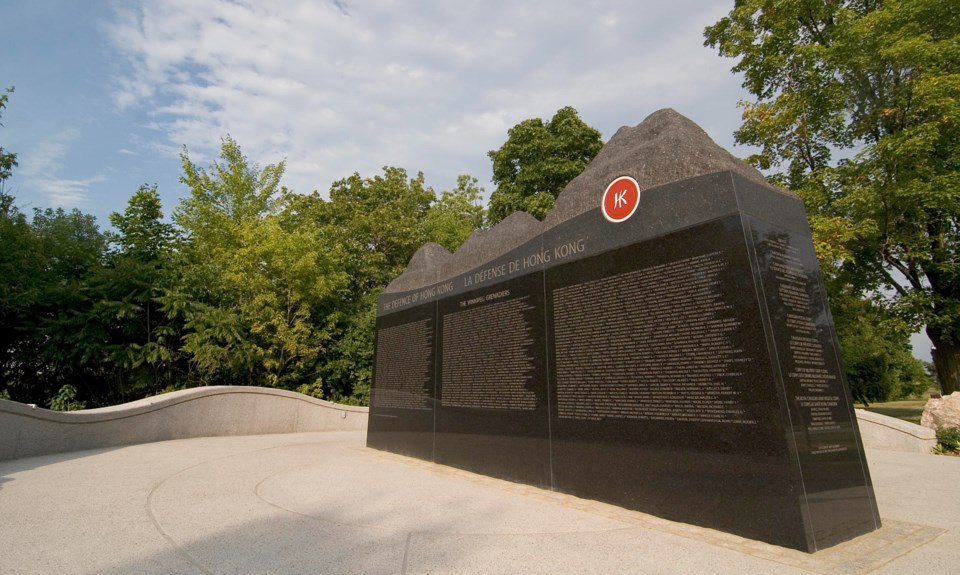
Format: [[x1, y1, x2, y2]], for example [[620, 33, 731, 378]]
[[927, 327, 960, 395]]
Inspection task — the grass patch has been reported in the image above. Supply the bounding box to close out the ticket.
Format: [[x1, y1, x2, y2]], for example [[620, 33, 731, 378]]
[[855, 399, 927, 425]]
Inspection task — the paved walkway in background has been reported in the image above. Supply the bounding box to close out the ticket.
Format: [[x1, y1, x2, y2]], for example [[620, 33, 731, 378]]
[[0, 431, 956, 575]]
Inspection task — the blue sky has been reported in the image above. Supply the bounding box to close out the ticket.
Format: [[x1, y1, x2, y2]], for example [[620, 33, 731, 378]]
[[1, 0, 933, 360], [3, 0, 752, 223], [3, 1, 182, 215]]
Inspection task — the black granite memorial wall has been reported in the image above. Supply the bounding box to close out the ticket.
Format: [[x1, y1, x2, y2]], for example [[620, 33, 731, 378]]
[[367, 114, 880, 553]]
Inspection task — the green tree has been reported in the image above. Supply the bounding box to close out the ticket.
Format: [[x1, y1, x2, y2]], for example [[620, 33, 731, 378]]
[[831, 283, 932, 402], [172, 137, 348, 390], [288, 167, 486, 404], [0, 203, 41, 401], [48, 384, 86, 411], [172, 137, 287, 385], [0, 85, 36, 400], [705, 0, 960, 393], [0, 86, 17, 207], [323, 167, 435, 291], [110, 184, 177, 261], [177, 136, 283, 237], [424, 174, 486, 252], [174, 134, 285, 310], [487, 106, 603, 223], [317, 291, 376, 405], [15, 208, 107, 405], [313, 167, 435, 401], [0, 91, 113, 405], [226, 213, 347, 388], [86, 185, 183, 400]]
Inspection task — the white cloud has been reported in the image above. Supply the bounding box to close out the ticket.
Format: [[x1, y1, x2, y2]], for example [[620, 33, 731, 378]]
[[107, 0, 750, 197], [18, 129, 107, 209], [31, 175, 108, 209], [20, 128, 79, 176]]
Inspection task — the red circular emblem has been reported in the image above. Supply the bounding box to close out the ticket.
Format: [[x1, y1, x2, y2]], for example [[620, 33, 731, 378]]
[[602, 176, 640, 222]]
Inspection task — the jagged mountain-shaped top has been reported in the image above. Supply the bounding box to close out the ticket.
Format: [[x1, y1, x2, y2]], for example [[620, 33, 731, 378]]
[[384, 211, 541, 293], [543, 108, 771, 228], [383, 242, 455, 293], [384, 109, 775, 293], [442, 211, 541, 278]]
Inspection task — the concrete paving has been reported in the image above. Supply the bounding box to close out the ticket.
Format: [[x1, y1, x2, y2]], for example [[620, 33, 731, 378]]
[[0, 431, 956, 574]]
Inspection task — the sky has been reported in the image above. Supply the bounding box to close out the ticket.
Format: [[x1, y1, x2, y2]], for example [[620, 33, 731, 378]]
[[3, 0, 751, 221], [1, 0, 933, 361]]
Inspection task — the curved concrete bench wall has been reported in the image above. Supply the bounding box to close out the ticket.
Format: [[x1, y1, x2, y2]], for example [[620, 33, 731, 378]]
[[856, 408, 936, 454], [0, 386, 368, 462], [0, 390, 929, 461]]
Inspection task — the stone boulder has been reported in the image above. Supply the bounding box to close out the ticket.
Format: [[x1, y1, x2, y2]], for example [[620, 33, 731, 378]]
[[921, 391, 960, 430]]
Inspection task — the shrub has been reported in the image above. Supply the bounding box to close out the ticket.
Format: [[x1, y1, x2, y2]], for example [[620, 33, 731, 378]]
[[933, 426, 960, 455], [48, 384, 87, 411]]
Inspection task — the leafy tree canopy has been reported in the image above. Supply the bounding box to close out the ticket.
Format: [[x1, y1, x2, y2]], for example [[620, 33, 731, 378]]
[[424, 174, 486, 252], [0, 86, 17, 198], [706, 0, 960, 393], [176, 135, 285, 250], [488, 106, 602, 223], [323, 167, 436, 290], [109, 184, 177, 262]]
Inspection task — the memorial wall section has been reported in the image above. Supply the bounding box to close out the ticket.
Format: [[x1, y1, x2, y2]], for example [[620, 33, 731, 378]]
[[367, 170, 880, 552]]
